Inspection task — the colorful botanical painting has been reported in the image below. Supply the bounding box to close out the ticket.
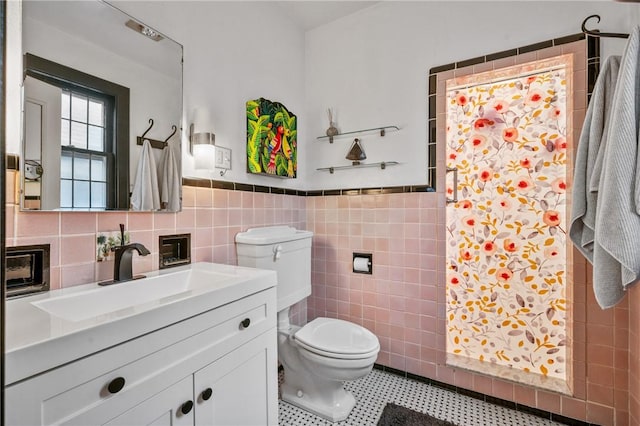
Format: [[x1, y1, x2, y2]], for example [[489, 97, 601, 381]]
[[246, 98, 297, 178], [445, 66, 568, 381]]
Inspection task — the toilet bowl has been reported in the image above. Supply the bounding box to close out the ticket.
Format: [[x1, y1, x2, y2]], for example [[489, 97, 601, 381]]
[[235, 226, 380, 421], [278, 314, 380, 422]]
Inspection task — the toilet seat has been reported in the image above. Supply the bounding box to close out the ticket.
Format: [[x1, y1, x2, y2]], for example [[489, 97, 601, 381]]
[[294, 317, 380, 359]]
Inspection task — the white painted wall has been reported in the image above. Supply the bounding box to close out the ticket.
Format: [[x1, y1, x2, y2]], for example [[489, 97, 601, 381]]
[[24, 77, 61, 210], [116, 1, 308, 189], [304, 1, 637, 190]]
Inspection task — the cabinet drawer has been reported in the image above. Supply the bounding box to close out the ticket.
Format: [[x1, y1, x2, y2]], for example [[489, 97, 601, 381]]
[[5, 287, 276, 426]]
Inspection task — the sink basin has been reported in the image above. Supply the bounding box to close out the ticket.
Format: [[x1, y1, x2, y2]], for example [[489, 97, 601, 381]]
[[33, 267, 236, 322], [6, 262, 277, 386]]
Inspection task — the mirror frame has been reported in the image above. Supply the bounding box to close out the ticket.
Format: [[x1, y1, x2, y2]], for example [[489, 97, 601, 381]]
[[23, 53, 130, 210]]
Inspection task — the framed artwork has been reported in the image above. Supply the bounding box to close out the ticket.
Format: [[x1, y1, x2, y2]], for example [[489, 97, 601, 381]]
[[246, 98, 297, 178]]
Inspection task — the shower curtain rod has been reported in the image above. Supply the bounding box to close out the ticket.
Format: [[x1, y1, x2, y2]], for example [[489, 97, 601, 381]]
[[581, 14, 629, 38]]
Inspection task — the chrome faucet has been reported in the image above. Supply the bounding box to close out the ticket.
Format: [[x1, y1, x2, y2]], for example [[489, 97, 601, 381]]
[[99, 243, 151, 286]]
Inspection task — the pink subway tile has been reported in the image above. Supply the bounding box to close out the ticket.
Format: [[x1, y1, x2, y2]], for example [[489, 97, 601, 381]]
[[586, 402, 614, 425], [492, 380, 514, 402], [212, 189, 228, 207], [154, 212, 176, 230], [194, 246, 214, 263], [212, 245, 228, 264], [241, 208, 255, 226], [561, 396, 587, 422], [130, 231, 155, 253], [16, 211, 60, 237], [128, 212, 154, 231], [181, 186, 196, 207], [588, 382, 614, 407], [242, 191, 254, 209], [61, 235, 96, 265], [473, 374, 493, 395], [228, 191, 242, 208], [196, 208, 213, 228], [513, 383, 537, 409], [436, 365, 455, 385], [389, 354, 405, 371], [133, 254, 155, 276], [97, 212, 128, 233], [176, 208, 196, 229], [537, 390, 561, 414], [48, 266, 61, 290], [194, 228, 213, 248], [196, 187, 213, 207], [60, 263, 95, 287], [253, 192, 269, 209], [95, 261, 113, 282]]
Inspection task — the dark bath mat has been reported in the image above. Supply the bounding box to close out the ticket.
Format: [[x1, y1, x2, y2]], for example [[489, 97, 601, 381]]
[[377, 403, 457, 426]]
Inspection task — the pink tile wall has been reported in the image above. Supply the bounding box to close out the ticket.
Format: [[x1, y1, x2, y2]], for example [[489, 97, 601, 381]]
[[306, 192, 442, 372], [307, 189, 630, 425], [5, 180, 305, 310]]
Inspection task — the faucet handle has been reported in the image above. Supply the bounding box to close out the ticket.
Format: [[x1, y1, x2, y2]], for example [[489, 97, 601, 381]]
[[119, 224, 126, 246]]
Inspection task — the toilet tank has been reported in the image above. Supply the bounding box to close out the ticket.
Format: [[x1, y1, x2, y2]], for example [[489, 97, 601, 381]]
[[236, 226, 313, 312]]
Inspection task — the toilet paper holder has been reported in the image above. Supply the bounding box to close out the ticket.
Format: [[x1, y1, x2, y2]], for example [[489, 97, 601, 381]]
[[352, 253, 372, 275]]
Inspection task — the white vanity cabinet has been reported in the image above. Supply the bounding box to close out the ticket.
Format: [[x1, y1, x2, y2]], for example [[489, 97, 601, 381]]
[[5, 286, 278, 426]]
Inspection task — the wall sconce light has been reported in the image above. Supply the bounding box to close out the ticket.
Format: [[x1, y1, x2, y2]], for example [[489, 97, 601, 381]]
[[190, 108, 216, 170]]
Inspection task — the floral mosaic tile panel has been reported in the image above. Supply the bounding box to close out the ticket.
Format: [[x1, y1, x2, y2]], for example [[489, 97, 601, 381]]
[[445, 65, 568, 381]]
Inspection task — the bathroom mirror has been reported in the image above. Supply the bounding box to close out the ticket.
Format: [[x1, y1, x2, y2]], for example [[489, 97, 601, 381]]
[[21, 0, 183, 211]]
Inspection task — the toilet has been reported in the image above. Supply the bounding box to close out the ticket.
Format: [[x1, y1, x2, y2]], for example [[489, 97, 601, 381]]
[[236, 226, 380, 422]]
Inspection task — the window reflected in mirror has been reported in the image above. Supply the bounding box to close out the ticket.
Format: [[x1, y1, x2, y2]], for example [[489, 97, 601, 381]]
[[23, 54, 128, 210]]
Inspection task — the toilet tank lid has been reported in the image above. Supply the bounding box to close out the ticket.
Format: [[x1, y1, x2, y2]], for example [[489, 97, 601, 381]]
[[235, 226, 313, 245]]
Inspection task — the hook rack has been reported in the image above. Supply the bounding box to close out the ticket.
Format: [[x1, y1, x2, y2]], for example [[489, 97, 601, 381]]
[[136, 119, 178, 149], [581, 15, 629, 39]]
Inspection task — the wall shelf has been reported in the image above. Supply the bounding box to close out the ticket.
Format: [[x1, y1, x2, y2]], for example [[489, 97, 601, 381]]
[[317, 161, 399, 174], [317, 125, 400, 143]]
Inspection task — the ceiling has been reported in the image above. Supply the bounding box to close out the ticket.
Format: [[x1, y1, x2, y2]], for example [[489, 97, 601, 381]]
[[275, 1, 378, 31], [24, 1, 183, 79]]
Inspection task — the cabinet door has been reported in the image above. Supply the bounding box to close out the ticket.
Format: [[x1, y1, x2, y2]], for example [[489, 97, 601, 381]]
[[194, 328, 278, 426], [104, 376, 194, 426]]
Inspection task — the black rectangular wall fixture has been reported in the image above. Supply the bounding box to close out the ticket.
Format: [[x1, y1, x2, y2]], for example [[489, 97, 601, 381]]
[[353, 252, 373, 275], [6, 244, 50, 298], [159, 234, 191, 269]]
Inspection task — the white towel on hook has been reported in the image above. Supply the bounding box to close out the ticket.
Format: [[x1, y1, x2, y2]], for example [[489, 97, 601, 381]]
[[593, 26, 640, 308], [569, 55, 620, 263], [158, 142, 181, 212], [130, 139, 160, 211]]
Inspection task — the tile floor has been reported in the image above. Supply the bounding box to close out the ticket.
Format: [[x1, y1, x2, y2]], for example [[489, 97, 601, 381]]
[[278, 368, 563, 426]]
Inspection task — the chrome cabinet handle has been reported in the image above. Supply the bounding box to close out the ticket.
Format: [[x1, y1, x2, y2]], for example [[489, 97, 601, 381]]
[[446, 167, 458, 205]]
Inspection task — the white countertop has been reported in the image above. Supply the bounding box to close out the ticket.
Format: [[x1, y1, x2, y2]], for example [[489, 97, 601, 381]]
[[5, 262, 277, 385]]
